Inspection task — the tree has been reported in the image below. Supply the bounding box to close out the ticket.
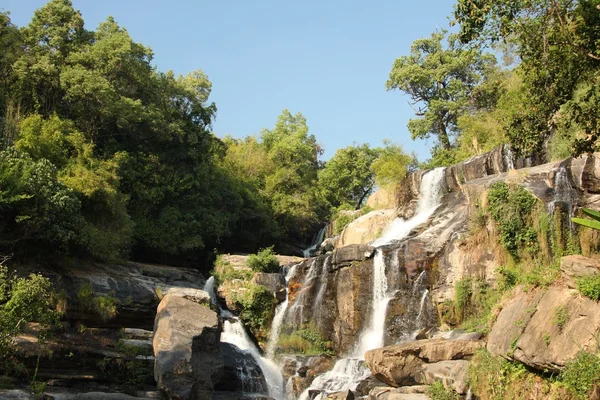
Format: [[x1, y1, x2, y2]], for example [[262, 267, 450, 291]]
[[387, 30, 497, 155], [370, 140, 415, 188], [318, 144, 379, 210], [454, 0, 600, 156]]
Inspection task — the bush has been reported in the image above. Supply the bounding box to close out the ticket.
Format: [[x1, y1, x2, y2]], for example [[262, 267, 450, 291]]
[[553, 305, 569, 330], [427, 381, 461, 400], [247, 247, 280, 273], [560, 351, 600, 399], [234, 283, 276, 338], [487, 182, 538, 259], [77, 282, 119, 322], [577, 274, 600, 300], [277, 324, 333, 355]]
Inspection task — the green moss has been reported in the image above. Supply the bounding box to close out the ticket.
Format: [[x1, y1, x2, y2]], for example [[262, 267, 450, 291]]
[[276, 324, 334, 355], [233, 283, 276, 339]]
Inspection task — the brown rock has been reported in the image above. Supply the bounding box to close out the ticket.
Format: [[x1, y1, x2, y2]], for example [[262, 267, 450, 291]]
[[421, 360, 470, 394], [332, 244, 375, 267], [560, 255, 600, 289], [367, 187, 397, 210], [252, 272, 286, 302], [327, 390, 355, 400], [364, 338, 483, 386], [336, 209, 396, 248], [368, 387, 430, 400], [153, 293, 223, 400]]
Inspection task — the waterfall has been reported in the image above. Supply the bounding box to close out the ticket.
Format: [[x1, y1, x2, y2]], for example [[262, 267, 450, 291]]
[[549, 166, 574, 217], [266, 264, 299, 359], [203, 276, 285, 399], [356, 249, 389, 353], [222, 318, 285, 399], [503, 145, 515, 171], [415, 289, 429, 327], [299, 168, 446, 398], [371, 167, 445, 247], [286, 259, 319, 328], [303, 226, 326, 258], [311, 254, 332, 326]]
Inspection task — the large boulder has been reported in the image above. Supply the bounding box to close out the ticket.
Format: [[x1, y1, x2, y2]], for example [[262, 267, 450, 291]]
[[153, 291, 223, 400], [488, 285, 600, 372], [367, 187, 397, 210], [364, 338, 483, 386], [331, 244, 375, 267], [252, 272, 286, 302]]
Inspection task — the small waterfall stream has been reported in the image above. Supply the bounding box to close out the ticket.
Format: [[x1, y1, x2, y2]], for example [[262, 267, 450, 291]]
[[303, 226, 326, 258], [298, 167, 446, 398], [266, 264, 299, 359], [203, 278, 285, 399]]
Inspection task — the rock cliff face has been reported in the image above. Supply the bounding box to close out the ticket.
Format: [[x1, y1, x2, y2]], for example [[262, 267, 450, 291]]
[[291, 147, 600, 398]]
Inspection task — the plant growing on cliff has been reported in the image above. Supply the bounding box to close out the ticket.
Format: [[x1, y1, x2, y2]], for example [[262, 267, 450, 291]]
[[277, 324, 333, 356], [233, 283, 276, 339], [577, 275, 600, 301], [487, 182, 538, 259], [553, 306, 569, 330], [247, 247, 280, 273], [427, 381, 461, 400], [560, 351, 600, 399]]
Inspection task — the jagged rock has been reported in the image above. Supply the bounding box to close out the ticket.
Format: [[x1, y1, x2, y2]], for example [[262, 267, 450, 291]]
[[421, 360, 470, 394], [364, 338, 483, 386], [336, 209, 396, 248], [252, 272, 286, 302], [122, 328, 153, 340], [216, 343, 267, 394], [332, 244, 375, 267], [560, 255, 600, 289], [432, 329, 484, 341], [489, 285, 600, 372], [153, 293, 223, 400], [368, 387, 430, 400]]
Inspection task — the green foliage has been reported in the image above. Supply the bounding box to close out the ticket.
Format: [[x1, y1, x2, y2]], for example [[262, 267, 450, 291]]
[[370, 140, 414, 188], [247, 247, 280, 273], [560, 351, 600, 399], [212, 255, 252, 284], [317, 144, 379, 210], [573, 208, 600, 231], [577, 274, 600, 301], [553, 305, 569, 330], [276, 324, 333, 355], [487, 182, 538, 259], [76, 282, 119, 322], [387, 29, 497, 162], [427, 381, 461, 400], [0, 264, 60, 370], [233, 283, 276, 338]]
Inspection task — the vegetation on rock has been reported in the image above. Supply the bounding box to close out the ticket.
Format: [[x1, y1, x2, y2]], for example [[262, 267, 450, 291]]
[[247, 247, 280, 273]]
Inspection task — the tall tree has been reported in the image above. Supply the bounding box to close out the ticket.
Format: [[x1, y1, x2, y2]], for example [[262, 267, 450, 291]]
[[317, 144, 379, 210], [387, 30, 497, 158]]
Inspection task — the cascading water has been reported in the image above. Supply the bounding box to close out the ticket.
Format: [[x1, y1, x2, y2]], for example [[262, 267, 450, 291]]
[[311, 254, 332, 326], [266, 264, 299, 359], [203, 277, 285, 399], [549, 166, 574, 217], [303, 226, 326, 258], [503, 145, 515, 171], [286, 259, 319, 328], [371, 168, 445, 247], [299, 167, 446, 398]]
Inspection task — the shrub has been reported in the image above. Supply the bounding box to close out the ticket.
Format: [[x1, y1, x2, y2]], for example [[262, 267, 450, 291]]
[[247, 247, 280, 273], [560, 351, 600, 399], [277, 324, 333, 355], [234, 283, 276, 337], [487, 182, 538, 259], [577, 274, 600, 300], [77, 282, 119, 322], [427, 381, 461, 400]]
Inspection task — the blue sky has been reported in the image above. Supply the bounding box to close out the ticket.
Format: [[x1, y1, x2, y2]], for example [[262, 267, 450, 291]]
[[2, 0, 456, 160]]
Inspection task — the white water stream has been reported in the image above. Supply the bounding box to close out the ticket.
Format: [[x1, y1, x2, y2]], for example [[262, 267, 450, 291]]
[[303, 226, 326, 258], [299, 167, 446, 399], [266, 264, 299, 359], [203, 277, 285, 399]]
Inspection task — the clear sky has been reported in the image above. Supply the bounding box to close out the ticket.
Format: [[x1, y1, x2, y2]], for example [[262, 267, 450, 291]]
[[2, 0, 456, 161]]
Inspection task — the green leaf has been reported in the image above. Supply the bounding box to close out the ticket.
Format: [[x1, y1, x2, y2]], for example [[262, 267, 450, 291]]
[[572, 217, 600, 230], [582, 208, 600, 222]]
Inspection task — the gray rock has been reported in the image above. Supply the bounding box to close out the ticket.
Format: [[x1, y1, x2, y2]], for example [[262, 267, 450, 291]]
[[164, 287, 211, 305], [153, 293, 223, 400], [332, 245, 375, 266], [252, 272, 286, 302], [560, 255, 600, 289], [421, 360, 470, 394]]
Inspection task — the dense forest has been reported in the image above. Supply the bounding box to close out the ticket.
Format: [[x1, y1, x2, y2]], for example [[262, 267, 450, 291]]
[[0, 0, 599, 271]]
